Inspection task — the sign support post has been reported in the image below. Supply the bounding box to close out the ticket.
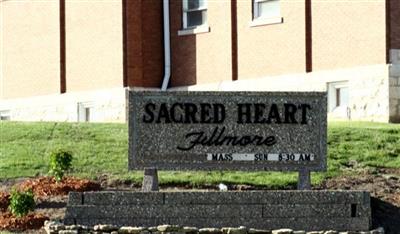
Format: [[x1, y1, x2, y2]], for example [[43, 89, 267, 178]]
[[298, 168, 311, 190], [142, 167, 159, 191]]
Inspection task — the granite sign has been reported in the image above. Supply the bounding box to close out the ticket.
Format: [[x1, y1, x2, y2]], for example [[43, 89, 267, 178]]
[[129, 91, 327, 171]]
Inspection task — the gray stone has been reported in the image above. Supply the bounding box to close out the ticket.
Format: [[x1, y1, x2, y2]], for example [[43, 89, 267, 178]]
[[128, 91, 327, 172], [262, 204, 352, 218], [65, 191, 371, 231], [162, 232, 186, 234], [248, 229, 272, 234], [199, 228, 222, 234], [221, 227, 247, 234], [59, 230, 79, 234], [163, 191, 370, 205], [157, 225, 181, 232], [44, 220, 65, 234], [45, 231, 57, 234], [370, 228, 385, 234], [293, 231, 305, 234], [182, 227, 199, 233], [119, 227, 147, 234], [272, 229, 293, 234], [46, 221, 64, 230], [66, 204, 262, 219], [65, 225, 81, 230], [148, 227, 158, 232], [68, 192, 83, 205], [306, 232, 323, 234], [81, 225, 92, 231], [81, 191, 164, 205], [323, 231, 338, 234], [94, 224, 119, 232]]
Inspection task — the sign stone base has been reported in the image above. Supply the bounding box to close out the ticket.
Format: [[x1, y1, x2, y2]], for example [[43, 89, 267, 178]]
[[65, 191, 371, 231]]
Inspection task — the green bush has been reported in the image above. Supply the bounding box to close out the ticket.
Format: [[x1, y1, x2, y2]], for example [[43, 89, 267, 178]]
[[8, 189, 35, 217], [49, 149, 73, 181]]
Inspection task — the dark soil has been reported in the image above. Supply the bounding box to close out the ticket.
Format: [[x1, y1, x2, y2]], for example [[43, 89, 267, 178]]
[[315, 168, 400, 234], [0, 192, 10, 212]]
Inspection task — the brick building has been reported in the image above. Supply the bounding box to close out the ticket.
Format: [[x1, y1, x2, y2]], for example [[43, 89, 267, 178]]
[[0, 0, 399, 122]]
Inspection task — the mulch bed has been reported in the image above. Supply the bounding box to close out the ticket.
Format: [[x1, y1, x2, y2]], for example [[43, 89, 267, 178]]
[[0, 176, 101, 231], [18, 176, 101, 198], [0, 212, 48, 231], [0, 192, 10, 212]]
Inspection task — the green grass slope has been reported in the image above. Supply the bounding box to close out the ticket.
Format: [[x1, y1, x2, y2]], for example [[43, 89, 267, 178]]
[[0, 121, 399, 188]]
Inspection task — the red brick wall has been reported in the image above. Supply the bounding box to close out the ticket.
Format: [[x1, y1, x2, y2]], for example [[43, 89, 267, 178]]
[[390, 0, 400, 49], [125, 0, 390, 88], [126, 0, 232, 88], [126, 0, 164, 87], [169, 0, 233, 87], [169, 0, 198, 87]]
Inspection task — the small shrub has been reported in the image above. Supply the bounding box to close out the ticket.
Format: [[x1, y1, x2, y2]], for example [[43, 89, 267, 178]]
[[49, 149, 73, 181], [8, 189, 35, 217]]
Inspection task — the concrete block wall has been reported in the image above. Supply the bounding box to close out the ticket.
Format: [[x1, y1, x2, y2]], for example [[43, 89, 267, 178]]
[[0, 64, 394, 123], [64, 191, 371, 231], [389, 49, 400, 122], [176, 64, 392, 123], [0, 88, 126, 122]]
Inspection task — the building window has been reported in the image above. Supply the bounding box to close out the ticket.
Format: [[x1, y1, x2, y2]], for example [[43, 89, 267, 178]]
[[253, 0, 281, 20], [328, 81, 350, 119], [251, 0, 282, 27], [0, 110, 11, 121], [182, 0, 207, 29], [78, 102, 94, 122], [335, 87, 349, 108]]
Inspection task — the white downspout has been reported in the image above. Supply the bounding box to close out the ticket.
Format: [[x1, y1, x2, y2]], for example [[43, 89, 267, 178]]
[[161, 0, 171, 91]]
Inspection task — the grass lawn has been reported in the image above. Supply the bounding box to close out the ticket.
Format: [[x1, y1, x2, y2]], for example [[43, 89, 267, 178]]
[[0, 121, 399, 188]]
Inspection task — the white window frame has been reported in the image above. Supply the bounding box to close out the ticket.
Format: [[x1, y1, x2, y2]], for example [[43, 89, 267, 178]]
[[328, 81, 350, 113], [179, 0, 210, 36], [182, 0, 207, 29], [251, 0, 283, 27], [77, 102, 95, 122], [0, 110, 11, 121]]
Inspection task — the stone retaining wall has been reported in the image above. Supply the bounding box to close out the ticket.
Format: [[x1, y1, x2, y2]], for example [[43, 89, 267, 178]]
[[45, 222, 385, 234], [64, 191, 371, 232]]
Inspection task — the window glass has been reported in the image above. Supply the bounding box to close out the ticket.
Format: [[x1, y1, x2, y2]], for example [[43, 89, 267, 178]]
[[0, 110, 11, 121], [187, 11, 205, 27], [187, 0, 206, 10], [183, 0, 207, 29], [257, 0, 280, 19], [339, 87, 349, 106]]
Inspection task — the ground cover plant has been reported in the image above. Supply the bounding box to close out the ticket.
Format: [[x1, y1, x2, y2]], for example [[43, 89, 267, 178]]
[[0, 121, 399, 188], [8, 189, 35, 217], [48, 149, 73, 182]]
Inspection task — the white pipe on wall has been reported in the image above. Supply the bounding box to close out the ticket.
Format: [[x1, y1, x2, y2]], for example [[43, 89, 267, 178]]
[[161, 0, 171, 91]]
